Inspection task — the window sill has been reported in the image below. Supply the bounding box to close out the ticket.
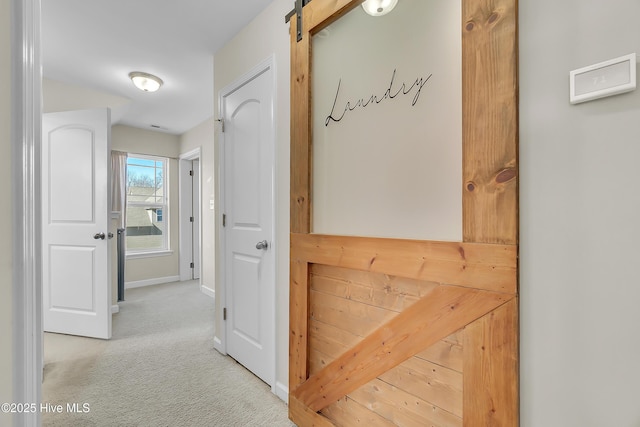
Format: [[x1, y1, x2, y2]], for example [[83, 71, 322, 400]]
[[126, 250, 174, 260]]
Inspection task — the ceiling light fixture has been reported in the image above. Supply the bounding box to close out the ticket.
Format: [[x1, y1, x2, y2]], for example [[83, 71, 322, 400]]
[[361, 0, 398, 16], [129, 71, 163, 92]]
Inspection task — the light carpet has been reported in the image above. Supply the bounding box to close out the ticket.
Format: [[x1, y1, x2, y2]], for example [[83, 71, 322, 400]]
[[42, 280, 295, 427]]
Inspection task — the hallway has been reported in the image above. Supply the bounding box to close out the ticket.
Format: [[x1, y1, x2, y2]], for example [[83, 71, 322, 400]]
[[42, 281, 294, 426]]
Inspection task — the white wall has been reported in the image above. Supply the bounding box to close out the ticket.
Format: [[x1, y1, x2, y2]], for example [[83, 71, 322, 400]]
[[43, 78, 130, 123], [180, 117, 216, 291], [0, 0, 14, 424], [111, 124, 180, 159], [520, 1, 640, 426], [213, 0, 291, 398]]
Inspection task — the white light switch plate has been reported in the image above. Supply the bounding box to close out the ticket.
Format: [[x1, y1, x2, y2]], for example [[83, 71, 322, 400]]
[[570, 53, 636, 104]]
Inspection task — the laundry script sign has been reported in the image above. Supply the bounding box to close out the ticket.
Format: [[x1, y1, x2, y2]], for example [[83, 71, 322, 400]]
[[311, 0, 462, 242], [324, 70, 433, 126]]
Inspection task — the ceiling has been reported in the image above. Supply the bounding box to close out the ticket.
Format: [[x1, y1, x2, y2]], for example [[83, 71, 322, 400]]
[[42, 0, 275, 135]]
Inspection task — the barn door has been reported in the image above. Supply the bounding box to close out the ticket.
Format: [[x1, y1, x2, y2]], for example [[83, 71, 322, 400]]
[[288, 1, 518, 426]]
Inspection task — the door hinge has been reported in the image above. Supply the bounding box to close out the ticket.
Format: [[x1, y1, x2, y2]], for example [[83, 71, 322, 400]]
[[189, 170, 193, 176], [223, 307, 227, 321], [190, 262, 194, 268], [217, 118, 225, 133], [190, 216, 194, 222], [222, 213, 226, 227]]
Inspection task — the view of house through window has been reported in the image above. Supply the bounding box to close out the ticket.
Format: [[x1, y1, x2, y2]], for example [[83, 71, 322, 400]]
[[126, 155, 168, 254]]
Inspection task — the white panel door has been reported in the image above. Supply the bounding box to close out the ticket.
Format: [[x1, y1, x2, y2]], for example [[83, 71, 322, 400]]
[[222, 64, 275, 386], [42, 108, 112, 339]]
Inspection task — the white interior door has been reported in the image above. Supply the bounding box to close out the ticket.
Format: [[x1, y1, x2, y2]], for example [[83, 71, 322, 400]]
[[42, 108, 112, 339], [222, 62, 275, 386]]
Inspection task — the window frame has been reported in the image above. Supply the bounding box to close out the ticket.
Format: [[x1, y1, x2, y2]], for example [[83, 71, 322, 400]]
[[125, 153, 171, 257]]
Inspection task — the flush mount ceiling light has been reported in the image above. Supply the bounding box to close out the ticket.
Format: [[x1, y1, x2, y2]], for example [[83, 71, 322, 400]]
[[361, 0, 398, 16], [129, 71, 163, 92]]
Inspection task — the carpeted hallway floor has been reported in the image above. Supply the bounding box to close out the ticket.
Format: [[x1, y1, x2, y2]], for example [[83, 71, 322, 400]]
[[42, 280, 295, 427]]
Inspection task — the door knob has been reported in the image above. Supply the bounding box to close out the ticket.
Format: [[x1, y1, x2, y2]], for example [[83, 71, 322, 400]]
[[255, 240, 268, 250], [93, 232, 106, 240]]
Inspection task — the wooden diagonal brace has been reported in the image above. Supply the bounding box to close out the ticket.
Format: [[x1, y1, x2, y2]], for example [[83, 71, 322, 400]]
[[293, 285, 513, 412]]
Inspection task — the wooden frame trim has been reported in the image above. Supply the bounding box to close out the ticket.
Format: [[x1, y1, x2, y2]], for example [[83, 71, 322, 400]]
[[462, 0, 519, 244], [289, 258, 310, 391], [290, 0, 518, 425], [289, 5, 311, 235], [289, 395, 336, 427], [464, 298, 519, 425], [292, 233, 517, 294]]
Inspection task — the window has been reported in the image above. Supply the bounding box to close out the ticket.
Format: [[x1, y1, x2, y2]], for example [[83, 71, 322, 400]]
[[125, 155, 169, 254]]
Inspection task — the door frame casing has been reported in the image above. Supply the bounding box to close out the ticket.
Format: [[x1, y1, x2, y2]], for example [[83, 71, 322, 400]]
[[178, 147, 203, 284], [215, 55, 278, 394], [12, 0, 43, 425]]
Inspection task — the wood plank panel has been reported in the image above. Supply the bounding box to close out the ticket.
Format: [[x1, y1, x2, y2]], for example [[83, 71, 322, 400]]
[[464, 298, 518, 426], [308, 269, 467, 419], [322, 397, 397, 427], [462, 0, 519, 244], [309, 319, 359, 360], [309, 317, 463, 374], [311, 264, 439, 312], [313, 274, 424, 312], [310, 320, 463, 424], [310, 266, 464, 371], [442, 330, 464, 347], [309, 348, 329, 376], [415, 338, 464, 373], [293, 233, 517, 294], [349, 378, 463, 427], [294, 285, 510, 412], [308, 319, 354, 375], [379, 358, 463, 417], [310, 346, 463, 422], [310, 290, 397, 337]]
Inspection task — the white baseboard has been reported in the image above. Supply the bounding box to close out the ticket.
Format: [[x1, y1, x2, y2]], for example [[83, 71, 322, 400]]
[[213, 336, 225, 355], [275, 382, 289, 403], [111, 304, 120, 314], [200, 285, 215, 299], [125, 275, 180, 289]]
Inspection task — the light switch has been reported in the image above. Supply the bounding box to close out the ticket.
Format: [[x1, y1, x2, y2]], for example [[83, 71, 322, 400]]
[[570, 53, 636, 104]]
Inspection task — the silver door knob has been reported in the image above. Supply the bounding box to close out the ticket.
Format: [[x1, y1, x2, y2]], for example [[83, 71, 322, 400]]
[[93, 232, 106, 240], [256, 240, 268, 250]]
